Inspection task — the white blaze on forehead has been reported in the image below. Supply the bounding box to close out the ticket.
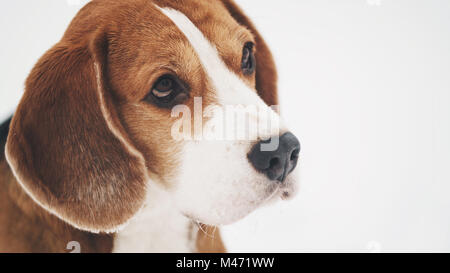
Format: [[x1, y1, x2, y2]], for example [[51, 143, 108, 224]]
[[157, 7, 240, 102], [156, 7, 268, 106], [156, 6, 284, 138]]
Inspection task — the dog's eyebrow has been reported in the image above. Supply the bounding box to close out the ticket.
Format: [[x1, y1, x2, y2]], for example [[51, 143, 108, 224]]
[[234, 26, 256, 48], [155, 6, 227, 79]]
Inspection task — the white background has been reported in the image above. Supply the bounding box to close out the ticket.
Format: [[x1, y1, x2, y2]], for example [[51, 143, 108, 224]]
[[1, 0, 450, 252]]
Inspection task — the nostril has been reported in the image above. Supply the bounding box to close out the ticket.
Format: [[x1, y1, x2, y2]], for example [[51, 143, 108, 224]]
[[268, 157, 280, 170], [266, 156, 284, 181], [290, 148, 300, 161]]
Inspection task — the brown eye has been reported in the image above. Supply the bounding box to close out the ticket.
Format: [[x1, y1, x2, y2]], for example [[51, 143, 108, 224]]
[[152, 77, 174, 98], [146, 74, 189, 108], [241, 42, 255, 75]]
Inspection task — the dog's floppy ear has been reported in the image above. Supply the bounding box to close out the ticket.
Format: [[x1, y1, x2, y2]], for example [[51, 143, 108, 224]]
[[5, 30, 148, 233], [221, 0, 278, 106]]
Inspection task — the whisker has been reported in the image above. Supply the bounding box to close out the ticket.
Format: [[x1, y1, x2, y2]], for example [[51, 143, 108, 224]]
[[195, 221, 215, 239]]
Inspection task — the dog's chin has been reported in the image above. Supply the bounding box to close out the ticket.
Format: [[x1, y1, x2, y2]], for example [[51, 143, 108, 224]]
[[261, 180, 299, 209], [280, 176, 300, 201], [183, 178, 298, 226]]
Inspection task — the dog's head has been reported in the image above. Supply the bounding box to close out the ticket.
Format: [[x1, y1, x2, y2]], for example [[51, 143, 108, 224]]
[[5, 0, 300, 233]]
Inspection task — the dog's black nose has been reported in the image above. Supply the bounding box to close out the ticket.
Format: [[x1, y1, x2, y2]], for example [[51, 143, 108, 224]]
[[248, 132, 301, 182]]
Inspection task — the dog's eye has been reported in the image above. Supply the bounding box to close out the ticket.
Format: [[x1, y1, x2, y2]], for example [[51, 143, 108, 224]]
[[241, 42, 255, 75], [152, 77, 174, 98], [146, 75, 189, 108]]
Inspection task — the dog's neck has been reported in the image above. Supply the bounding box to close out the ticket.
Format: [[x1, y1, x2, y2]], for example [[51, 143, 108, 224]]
[[112, 182, 198, 253], [1, 160, 224, 252]]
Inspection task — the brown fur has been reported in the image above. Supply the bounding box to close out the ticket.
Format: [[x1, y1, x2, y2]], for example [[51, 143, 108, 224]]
[[0, 0, 277, 253]]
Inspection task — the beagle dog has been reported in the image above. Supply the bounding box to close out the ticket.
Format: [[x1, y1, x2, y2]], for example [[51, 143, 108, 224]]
[[0, 0, 300, 253]]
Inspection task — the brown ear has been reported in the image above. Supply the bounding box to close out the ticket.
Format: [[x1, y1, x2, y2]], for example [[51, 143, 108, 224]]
[[221, 0, 278, 106], [5, 30, 148, 233]]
